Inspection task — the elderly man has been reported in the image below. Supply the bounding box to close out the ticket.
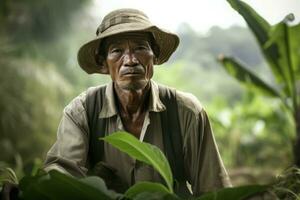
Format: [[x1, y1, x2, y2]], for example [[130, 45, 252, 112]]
[[43, 8, 231, 196]]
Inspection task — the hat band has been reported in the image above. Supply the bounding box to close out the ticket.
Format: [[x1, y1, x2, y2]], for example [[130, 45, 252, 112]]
[[96, 15, 150, 35]]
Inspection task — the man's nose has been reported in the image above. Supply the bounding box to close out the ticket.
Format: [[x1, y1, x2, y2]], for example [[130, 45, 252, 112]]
[[123, 49, 139, 66]]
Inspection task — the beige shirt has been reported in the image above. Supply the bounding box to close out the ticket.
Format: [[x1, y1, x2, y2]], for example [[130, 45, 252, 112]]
[[44, 80, 231, 195]]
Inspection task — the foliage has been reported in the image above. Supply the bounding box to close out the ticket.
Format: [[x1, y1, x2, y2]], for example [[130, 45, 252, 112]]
[[0, 57, 69, 173], [1, 132, 271, 200], [209, 93, 294, 170], [155, 59, 294, 181], [0, 0, 89, 46], [220, 0, 300, 111], [124, 182, 171, 199], [100, 132, 270, 199], [14, 171, 270, 200], [0, 0, 90, 174], [272, 167, 300, 200], [195, 185, 269, 200], [218, 55, 281, 98], [19, 170, 119, 200], [102, 132, 173, 193], [0, 168, 19, 186], [219, 0, 300, 166]]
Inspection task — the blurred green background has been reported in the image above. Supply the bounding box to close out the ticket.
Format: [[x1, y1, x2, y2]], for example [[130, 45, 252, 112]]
[[0, 0, 295, 186]]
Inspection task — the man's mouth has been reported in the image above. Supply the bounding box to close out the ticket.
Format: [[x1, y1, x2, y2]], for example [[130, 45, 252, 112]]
[[120, 67, 144, 76], [124, 71, 140, 75]]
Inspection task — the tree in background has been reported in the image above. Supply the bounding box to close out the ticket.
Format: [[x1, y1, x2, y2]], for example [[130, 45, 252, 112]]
[[219, 0, 300, 166], [0, 0, 89, 173]]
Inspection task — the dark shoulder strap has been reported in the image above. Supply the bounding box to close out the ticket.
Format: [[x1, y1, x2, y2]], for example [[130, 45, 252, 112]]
[[85, 85, 107, 168], [158, 85, 185, 182]]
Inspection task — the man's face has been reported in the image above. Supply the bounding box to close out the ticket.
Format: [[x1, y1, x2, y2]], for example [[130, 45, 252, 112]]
[[103, 32, 155, 91]]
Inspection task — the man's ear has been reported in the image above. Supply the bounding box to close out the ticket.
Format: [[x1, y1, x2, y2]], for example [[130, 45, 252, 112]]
[[153, 56, 159, 65], [95, 55, 109, 74], [151, 46, 159, 65], [100, 60, 109, 74]]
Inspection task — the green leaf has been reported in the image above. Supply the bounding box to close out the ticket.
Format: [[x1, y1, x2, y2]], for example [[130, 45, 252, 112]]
[[219, 56, 283, 99], [226, 0, 270, 45], [289, 23, 300, 80], [101, 131, 174, 193], [226, 0, 292, 98], [226, 0, 300, 111], [125, 181, 170, 199], [196, 185, 269, 200], [132, 192, 181, 200], [265, 20, 298, 110], [0, 167, 19, 184], [19, 170, 119, 200]]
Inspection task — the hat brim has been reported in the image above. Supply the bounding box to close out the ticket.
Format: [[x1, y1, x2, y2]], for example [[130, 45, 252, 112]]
[[77, 23, 179, 74]]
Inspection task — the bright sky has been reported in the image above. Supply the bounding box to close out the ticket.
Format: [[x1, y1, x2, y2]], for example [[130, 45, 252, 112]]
[[91, 0, 300, 33]]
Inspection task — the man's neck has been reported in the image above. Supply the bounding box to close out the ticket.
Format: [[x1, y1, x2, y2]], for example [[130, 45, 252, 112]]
[[114, 83, 150, 119]]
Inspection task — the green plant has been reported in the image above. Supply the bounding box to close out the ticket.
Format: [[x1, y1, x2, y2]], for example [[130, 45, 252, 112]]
[[18, 170, 120, 200], [218, 0, 300, 166], [101, 131, 174, 194], [0, 132, 269, 200], [0, 167, 19, 186], [102, 132, 270, 200], [272, 167, 300, 200]]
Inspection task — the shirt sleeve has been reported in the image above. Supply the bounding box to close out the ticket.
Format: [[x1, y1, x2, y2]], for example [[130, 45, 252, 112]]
[[43, 92, 90, 177], [177, 92, 231, 195]]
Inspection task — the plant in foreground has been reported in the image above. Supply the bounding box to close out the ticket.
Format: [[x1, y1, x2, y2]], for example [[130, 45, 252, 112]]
[[272, 167, 300, 200], [1, 132, 270, 200]]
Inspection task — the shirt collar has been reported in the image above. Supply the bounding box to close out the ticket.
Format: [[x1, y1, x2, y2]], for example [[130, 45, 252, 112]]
[[149, 80, 166, 112], [99, 80, 166, 119]]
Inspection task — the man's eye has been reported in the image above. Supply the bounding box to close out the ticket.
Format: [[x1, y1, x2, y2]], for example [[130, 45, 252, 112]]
[[111, 48, 122, 54], [135, 46, 148, 51]]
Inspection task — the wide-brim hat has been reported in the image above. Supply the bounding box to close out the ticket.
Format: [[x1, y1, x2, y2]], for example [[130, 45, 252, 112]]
[[77, 8, 180, 74]]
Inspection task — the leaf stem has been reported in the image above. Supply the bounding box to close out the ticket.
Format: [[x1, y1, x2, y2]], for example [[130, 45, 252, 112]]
[[283, 23, 298, 113]]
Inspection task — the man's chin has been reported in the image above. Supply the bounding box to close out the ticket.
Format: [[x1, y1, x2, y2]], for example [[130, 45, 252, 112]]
[[117, 80, 149, 91]]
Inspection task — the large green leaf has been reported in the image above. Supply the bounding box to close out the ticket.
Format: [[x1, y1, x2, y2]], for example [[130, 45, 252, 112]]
[[196, 185, 269, 200], [125, 181, 170, 199], [289, 23, 300, 80], [19, 170, 119, 200], [226, 0, 270, 45], [226, 0, 292, 98], [219, 56, 284, 99], [132, 192, 181, 200], [265, 19, 297, 110], [101, 131, 174, 193], [289, 23, 300, 106]]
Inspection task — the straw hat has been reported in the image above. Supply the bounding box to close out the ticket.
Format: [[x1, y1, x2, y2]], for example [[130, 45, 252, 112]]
[[77, 8, 180, 74]]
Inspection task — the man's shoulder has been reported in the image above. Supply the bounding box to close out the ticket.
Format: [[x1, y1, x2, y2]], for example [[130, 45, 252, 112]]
[[175, 89, 204, 115], [157, 83, 204, 115], [64, 84, 108, 115], [85, 84, 107, 96]]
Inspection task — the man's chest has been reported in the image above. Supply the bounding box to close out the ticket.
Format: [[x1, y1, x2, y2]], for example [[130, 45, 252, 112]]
[[102, 112, 165, 187]]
